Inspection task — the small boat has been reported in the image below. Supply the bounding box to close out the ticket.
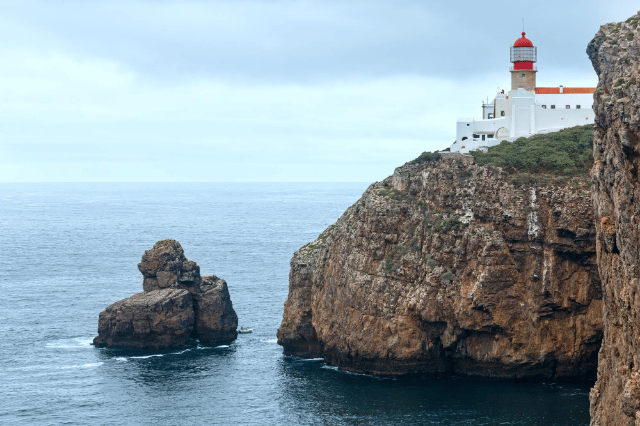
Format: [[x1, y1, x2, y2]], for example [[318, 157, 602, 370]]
[[238, 328, 253, 334]]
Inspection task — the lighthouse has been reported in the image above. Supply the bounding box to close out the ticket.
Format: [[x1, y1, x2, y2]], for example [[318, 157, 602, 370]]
[[449, 29, 596, 153], [510, 32, 537, 92]]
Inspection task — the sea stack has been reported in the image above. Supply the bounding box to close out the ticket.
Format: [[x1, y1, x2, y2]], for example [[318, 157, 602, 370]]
[[93, 240, 238, 350], [587, 14, 640, 426], [278, 143, 602, 379]]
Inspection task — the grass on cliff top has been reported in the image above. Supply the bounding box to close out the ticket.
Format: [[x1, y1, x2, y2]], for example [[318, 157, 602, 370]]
[[411, 151, 442, 164], [469, 124, 594, 177]]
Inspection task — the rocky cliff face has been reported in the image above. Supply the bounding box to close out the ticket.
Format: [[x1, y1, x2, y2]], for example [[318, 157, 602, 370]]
[[94, 240, 238, 350], [278, 154, 602, 379], [587, 14, 640, 425]]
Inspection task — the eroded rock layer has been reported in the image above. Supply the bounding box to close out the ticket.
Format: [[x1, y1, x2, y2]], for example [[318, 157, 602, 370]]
[[278, 155, 602, 379], [587, 14, 640, 426], [94, 240, 238, 349]]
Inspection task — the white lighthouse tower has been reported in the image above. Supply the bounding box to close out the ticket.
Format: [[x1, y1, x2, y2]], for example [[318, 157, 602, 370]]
[[449, 31, 596, 154]]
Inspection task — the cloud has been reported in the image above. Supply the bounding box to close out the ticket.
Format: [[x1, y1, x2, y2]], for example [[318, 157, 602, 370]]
[[0, 0, 637, 181]]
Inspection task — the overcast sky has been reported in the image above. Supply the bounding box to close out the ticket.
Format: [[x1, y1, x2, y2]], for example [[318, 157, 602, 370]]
[[0, 0, 637, 182]]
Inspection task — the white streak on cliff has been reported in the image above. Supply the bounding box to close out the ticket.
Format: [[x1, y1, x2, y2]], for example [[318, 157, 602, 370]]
[[528, 188, 540, 240]]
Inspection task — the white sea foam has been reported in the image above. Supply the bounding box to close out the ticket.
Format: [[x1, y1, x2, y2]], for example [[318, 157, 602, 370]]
[[115, 357, 128, 362], [320, 365, 370, 376], [321, 365, 339, 371], [301, 358, 324, 361], [46, 337, 94, 349], [216, 345, 230, 348], [74, 362, 103, 369], [261, 339, 278, 344], [22, 362, 104, 371], [130, 354, 164, 359]]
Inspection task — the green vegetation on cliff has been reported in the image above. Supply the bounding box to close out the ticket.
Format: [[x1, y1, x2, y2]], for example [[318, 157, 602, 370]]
[[469, 124, 594, 177]]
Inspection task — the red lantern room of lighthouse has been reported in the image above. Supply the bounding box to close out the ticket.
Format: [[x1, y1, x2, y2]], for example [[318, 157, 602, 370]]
[[510, 32, 537, 92]]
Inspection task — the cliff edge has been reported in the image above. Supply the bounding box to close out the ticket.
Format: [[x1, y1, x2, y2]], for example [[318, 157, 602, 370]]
[[278, 132, 602, 379], [587, 13, 640, 425]]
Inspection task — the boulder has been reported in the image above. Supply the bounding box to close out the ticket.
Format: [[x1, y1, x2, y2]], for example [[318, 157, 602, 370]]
[[94, 240, 238, 349], [93, 288, 194, 350], [194, 275, 239, 344]]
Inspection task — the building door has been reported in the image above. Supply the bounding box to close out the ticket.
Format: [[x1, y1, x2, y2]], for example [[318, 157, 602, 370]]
[[482, 135, 486, 141]]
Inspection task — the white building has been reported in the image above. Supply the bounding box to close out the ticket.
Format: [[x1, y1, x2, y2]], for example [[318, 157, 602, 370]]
[[450, 32, 595, 153]]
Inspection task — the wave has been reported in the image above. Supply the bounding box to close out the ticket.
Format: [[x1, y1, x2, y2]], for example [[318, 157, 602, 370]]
[[46, 337, 94, 349], [320, 365, 371, 377], [261, 339, 278, 344], [13, 362, 103, 372], [129, 354, 164, 359], [128, 348, 194, 359]]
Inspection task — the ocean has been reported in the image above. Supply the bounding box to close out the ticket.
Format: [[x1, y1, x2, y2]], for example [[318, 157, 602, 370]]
[[0, 183, 590, 425]]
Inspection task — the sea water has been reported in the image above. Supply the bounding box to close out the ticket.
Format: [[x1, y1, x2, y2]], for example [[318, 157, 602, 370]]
[[0, 183, 590, 425]]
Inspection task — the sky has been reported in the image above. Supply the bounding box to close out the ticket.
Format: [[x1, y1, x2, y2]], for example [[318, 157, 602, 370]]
[[0, 0, 638, 182]]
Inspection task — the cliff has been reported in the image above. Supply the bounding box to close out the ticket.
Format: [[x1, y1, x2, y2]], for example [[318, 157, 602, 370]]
[[94, 240, 238, 349], [587, 14, 640, 425], [278, 133, 603, 379]]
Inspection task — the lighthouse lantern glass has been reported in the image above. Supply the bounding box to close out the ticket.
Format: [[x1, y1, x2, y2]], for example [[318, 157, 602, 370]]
[[510, 46, 537, 63]]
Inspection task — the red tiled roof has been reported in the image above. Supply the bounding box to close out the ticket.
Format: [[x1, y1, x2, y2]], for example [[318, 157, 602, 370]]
[[535, 87, 596, 94]]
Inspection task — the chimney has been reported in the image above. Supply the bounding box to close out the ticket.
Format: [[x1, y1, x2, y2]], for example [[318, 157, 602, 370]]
[[559, 85, 564, 94]]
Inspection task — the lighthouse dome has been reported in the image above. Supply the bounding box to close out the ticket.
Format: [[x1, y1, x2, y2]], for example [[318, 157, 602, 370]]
[[513, 32, 534, 47]]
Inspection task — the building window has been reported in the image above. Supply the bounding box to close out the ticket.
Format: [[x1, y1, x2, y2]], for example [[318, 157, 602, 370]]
[[576, 105, 581, 109], [487, 134, 494, 139], [542, 105, 547, 109], [482, 135, 486, 141], [467, 124, 470, 126], [462, 137, 468, 141], [566, 105, 570, 109], [488, 113, 494, 119], [473, 134, 480, 139], [501, 111, 505, 116], [521, 73, 525, 77], [551, 105, 556, 109]]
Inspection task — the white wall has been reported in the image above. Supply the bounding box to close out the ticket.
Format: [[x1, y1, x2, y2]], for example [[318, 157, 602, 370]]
[[535, 106, 594, 131], [452, 116, 511, 153], [483, 102, 495, 119], [535, 93, 593, 110], [450, 90, 595, 154]]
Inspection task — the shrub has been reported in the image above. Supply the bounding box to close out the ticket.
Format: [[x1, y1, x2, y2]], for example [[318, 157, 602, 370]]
[[411, 151, 442, 165], [442, 271, 454, 281], [384, 257, 395, 273], [469, 124, 593, 178]]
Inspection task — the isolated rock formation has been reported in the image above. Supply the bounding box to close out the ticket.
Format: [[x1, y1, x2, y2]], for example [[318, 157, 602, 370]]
[[94, 240, 237, 349], [587, 14, 640, 426], [278, 154, 602, 379]]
